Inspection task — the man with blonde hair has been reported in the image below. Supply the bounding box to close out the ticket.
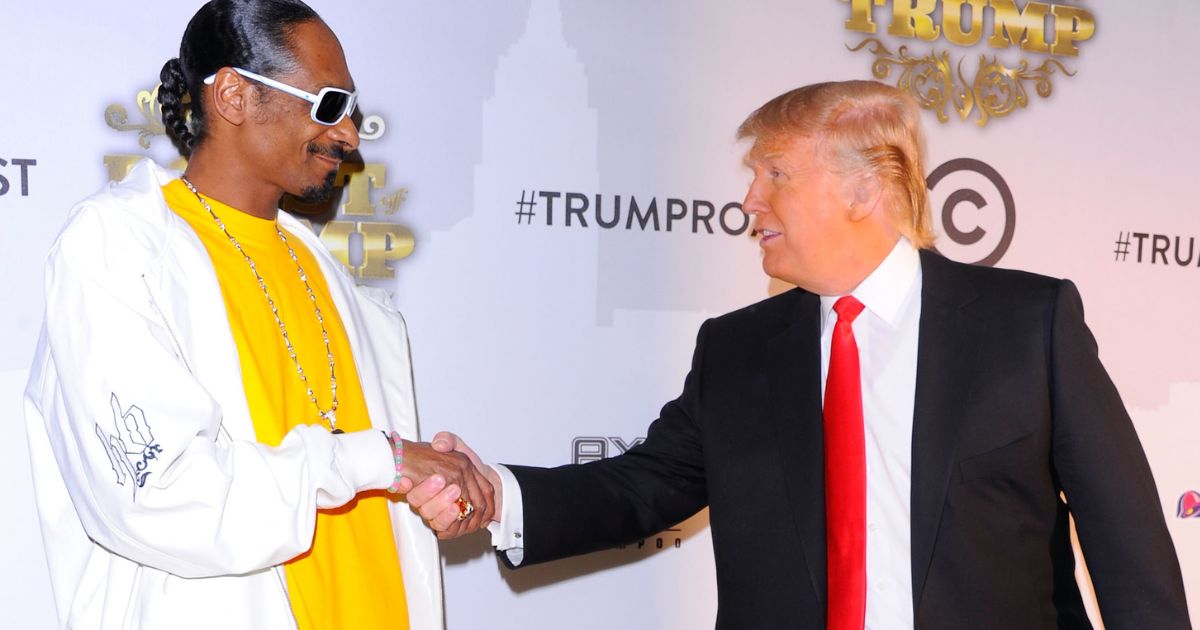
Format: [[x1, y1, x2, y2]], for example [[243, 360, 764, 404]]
[[411, 80, 1189, 629]]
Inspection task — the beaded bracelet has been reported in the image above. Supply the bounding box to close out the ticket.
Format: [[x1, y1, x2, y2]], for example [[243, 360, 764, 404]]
[[384, 431, 404, 493]]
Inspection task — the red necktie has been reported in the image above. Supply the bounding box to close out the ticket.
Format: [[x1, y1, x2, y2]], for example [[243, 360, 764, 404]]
[[825, 296, 867, 630]]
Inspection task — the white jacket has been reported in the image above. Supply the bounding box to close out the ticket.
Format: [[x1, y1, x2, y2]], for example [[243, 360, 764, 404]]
[[24, 160, 443, 630]]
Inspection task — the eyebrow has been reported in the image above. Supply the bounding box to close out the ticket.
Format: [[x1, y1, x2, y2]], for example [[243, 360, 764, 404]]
[[742, 150, 784, 169]]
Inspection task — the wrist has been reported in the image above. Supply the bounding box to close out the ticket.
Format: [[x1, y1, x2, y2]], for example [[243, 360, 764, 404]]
[[484, 464, 503, 523], [383, 431, 404, 494]]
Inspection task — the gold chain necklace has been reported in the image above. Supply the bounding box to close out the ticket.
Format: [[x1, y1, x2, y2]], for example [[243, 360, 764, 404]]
[[181, 178, 342, 433]]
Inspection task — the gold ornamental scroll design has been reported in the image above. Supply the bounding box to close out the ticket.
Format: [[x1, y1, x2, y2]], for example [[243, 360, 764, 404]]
[[848, 38, 1075, 127], [104, 86, 168, 149]]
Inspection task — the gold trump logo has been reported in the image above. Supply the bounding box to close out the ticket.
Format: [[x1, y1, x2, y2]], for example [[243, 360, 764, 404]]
[[841, 0, 1096, 126], [104, 85, 414, 281]]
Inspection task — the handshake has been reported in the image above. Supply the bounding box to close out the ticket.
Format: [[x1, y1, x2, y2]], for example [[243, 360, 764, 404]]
[[397, 432, 497, 540]]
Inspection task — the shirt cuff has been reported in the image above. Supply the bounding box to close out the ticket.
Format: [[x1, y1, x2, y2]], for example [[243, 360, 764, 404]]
[[486, 463, 525, 566], [333, 429, 394, 492]]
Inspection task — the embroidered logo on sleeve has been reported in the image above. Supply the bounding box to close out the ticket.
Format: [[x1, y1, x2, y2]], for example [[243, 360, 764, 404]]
[[95, 393, 165, 497]]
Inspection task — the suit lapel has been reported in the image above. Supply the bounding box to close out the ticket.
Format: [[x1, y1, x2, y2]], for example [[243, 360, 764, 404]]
[[766, 290, 827, 606], [909, 251, 983, 611]]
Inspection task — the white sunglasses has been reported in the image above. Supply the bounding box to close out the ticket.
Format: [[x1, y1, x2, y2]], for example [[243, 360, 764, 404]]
[[203, 66, 358, 126]]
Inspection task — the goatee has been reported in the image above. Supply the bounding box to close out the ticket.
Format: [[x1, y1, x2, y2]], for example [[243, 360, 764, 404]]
[[297, 167, 339, 204]]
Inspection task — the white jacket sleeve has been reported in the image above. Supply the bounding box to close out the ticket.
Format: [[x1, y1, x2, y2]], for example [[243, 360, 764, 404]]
[[33, 208, 395, 579]]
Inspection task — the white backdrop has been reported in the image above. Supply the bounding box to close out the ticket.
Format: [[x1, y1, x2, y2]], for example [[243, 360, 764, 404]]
[[2, 1, 1198, 628]]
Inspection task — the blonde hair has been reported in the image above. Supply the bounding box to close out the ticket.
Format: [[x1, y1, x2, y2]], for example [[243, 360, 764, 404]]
[[737, 80, 935, 248]]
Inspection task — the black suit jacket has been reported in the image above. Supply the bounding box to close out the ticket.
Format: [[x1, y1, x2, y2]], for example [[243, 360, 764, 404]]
[[505, 251, 1190, 629]]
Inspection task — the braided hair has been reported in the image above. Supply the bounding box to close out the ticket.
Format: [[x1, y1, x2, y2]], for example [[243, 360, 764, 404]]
[[158, 0, 319, 155]]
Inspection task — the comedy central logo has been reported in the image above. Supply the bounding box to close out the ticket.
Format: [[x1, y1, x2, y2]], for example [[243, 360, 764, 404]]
[[103, 84, 412, 283], [927, 157, 1014, 266], [840, 0, 1095, 126]]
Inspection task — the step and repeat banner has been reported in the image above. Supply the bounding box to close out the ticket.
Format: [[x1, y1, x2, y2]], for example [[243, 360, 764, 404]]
[[2, 1, 1197, 628]]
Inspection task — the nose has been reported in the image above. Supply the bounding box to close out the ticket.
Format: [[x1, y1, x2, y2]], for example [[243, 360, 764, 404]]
[[328, 111, 360, 153], [741, 176, 767, 216]]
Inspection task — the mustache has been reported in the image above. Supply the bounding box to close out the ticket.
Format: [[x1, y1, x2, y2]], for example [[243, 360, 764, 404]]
[[307, 143, 349, 161]]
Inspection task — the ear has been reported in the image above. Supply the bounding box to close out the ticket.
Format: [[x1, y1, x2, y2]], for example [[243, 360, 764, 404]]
[[206, 67, 251, 127], [845, 171, 883, 222]]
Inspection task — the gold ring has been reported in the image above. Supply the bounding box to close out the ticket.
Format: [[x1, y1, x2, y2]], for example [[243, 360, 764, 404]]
[[455, 496, 475, 521]]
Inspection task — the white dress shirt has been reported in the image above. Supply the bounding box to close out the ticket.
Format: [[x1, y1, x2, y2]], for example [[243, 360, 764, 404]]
[[490, 238, 923, 628], [819, 238, 921, 629]]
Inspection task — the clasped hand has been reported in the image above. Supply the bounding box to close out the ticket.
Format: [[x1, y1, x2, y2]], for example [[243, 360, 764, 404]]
[[397, 433, 500, 539]]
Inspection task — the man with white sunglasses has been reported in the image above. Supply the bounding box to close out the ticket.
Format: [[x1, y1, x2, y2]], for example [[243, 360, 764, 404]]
[[23, 1, 490, 629]]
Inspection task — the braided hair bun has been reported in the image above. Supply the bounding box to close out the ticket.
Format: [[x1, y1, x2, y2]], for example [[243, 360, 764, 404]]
[[158, 57, 195, 154]]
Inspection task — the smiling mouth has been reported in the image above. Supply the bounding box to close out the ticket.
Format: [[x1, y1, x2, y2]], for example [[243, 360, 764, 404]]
[[313, 153, 341, 167], [759, 229, 781, 243], [308, 143, 348, 168]]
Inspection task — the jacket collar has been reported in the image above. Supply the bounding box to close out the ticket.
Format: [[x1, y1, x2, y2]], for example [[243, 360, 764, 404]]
[[766, 288, 826, 609], [909, 249, 982, 612]]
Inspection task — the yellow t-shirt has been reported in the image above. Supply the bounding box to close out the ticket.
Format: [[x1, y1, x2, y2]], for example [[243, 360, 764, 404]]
[[163, 179, 409, 630]]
